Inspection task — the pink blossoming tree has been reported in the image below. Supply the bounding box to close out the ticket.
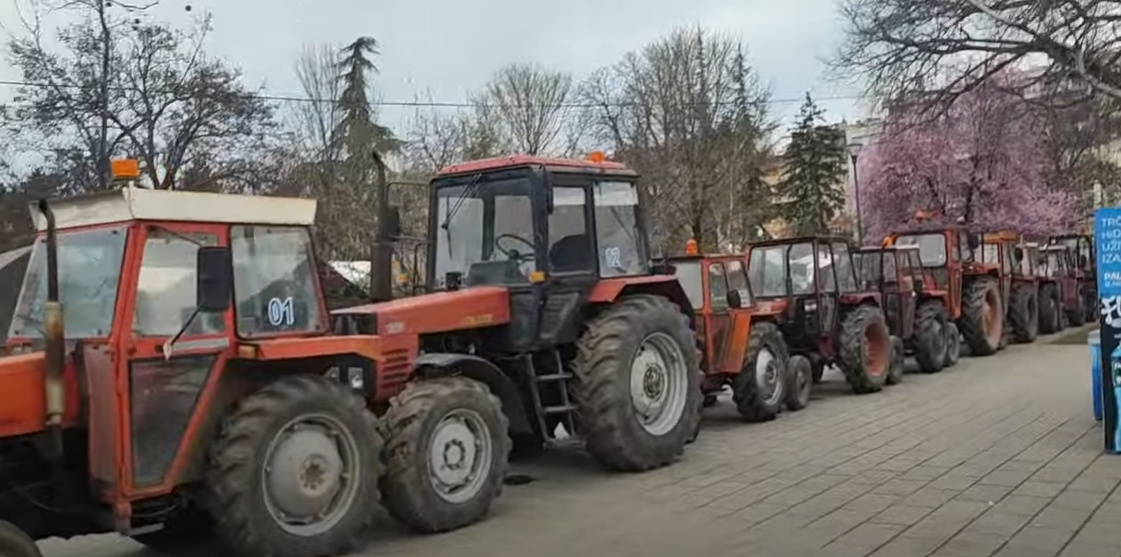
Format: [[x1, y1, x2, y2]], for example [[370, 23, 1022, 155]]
[[859, 76, 1076, 243]]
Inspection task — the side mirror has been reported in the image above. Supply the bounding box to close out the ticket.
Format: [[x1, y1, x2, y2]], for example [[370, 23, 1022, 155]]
[[1013, 247, 1023, 262], [914, 277, 923, 294], [967, 234, 980, 250], [383, 205, 402, 239], [196, 246, 233, 313], [727, 289, 742, 309]]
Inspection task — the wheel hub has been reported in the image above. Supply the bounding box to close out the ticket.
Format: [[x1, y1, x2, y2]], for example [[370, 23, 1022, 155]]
[[643, 364, 666, 399], [428, 410, 492, 504], [755, 347, 781, 404], [265, 422, 347, 526]]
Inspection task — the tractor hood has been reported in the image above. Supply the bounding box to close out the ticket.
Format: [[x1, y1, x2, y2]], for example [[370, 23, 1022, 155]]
[[332, 286, 512, 336]]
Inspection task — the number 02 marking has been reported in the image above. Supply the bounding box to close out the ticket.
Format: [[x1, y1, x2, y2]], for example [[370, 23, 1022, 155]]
[[604, 246, 621, 268], [268, 297, 294, 326]]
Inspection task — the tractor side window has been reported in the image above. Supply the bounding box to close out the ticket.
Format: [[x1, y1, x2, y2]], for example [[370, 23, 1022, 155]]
[[593, 181, 648, 278], [231, 226, 324, 338], [709, 262, 729, 310], [133, 229, 223, 337], [726, 260, 752, 305], [548, 187, 593, 273], [1001, 243, 1013, 274], [832, 243, 857, 293], [818, 244, 837, 293]]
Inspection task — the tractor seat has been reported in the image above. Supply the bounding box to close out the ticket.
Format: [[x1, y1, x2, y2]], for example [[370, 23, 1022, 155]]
[[549, 234, 593, 273]]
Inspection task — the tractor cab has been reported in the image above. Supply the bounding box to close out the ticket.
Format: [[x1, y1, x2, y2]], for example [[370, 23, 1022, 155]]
[[745, 236, 891, 393], [1048, 233, 1094, 278]]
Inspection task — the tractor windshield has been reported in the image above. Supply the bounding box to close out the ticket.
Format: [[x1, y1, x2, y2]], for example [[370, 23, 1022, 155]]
[[894, 234, 946, 267], [434, 177, 536, 288], [855, 251, 881, 288], [671, 260, 704, 309], [8, 226, 128, 339]]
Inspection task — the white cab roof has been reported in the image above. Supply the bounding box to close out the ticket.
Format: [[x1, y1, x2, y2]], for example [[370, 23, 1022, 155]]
[[28, 187, 318, 231]]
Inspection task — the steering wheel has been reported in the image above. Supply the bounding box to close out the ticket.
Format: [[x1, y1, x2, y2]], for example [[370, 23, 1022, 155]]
[[494, 234, 535, 260]]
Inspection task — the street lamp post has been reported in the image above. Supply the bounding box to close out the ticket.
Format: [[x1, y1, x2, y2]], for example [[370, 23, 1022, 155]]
[[849, 142, 864, 245]]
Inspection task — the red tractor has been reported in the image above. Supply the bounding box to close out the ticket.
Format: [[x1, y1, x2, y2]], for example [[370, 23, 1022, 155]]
[[853, 244, 958, 378], [1035, 243, 1084, 332], [744, 236, 892, 394], [0, 155, 701, 557], [884, 225, 1004, 359], [663, 251, 810, 423], [1046, 233, 1095, 326]]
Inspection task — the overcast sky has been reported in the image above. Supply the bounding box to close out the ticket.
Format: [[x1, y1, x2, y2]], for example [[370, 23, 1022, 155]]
[[0, 0, 871, 142]]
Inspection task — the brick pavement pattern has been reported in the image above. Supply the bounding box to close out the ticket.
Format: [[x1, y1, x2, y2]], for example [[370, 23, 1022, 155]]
[[41, 336, 1121, 557]]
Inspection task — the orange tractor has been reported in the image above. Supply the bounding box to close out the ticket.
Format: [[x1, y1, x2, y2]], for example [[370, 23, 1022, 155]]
[[884, 225, 1004, 359], [661, 250, 810, 423], [980, 231, 1038, 344], [1035, 243, 1085, 332], [853, 244, 957, 377], [0, 155, 701, 557], [744, 236, 892, 395]]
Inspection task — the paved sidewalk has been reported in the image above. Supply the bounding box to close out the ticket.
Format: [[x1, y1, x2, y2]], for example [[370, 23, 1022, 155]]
[[43, 334, 1119, 557]]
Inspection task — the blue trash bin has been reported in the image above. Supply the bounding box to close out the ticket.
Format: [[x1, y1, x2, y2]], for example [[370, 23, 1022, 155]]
[[1091, 329, 1103, 421]]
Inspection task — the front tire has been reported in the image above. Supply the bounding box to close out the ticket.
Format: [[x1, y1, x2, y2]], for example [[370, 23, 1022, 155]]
[[1069, 285, 1087, 326], [838, 305, 891, 394], [944, 322, 961, 367], [1009, 283, 1039, 343], [380, 376, 511, 533], [913, 301, 948, 374], [784, 355, 812, 411], [960, 276, 1003, 356], [1038, 282, 1061, 334], [571, 295, 701, 472], [886, 336, 905, 386], [733, 321, 788, 422], [0, 521, 41, 557], [206, 375, 383, 557]]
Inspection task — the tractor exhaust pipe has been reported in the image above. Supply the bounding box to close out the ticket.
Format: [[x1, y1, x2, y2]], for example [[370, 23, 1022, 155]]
[[370, 150, 396, 303], [38, 199, 65, 460]]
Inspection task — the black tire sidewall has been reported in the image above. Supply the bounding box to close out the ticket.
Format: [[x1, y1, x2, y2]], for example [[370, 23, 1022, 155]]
[[914, 301, 948, 373], [0, 522, 40, 557], [380, 377, 510, 533], [887, 336, 905, 385], [784, 355, 812, 410], [208, 377, 382, 557]]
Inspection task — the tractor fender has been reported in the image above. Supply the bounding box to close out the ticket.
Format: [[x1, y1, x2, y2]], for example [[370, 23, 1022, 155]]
[[587, 276, 694, 318], [412, 353, 533, 435]]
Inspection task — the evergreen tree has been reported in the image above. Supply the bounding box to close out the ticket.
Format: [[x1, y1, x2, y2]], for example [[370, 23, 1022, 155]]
[[779, 93, 847, 236], [332, 36, 399, 173]]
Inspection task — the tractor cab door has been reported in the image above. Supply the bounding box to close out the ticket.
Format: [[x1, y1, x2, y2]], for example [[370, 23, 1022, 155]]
[[709, 260, 753, 372], [883, 251, 915, 338], [816, 242, 841, 338], [119, 222, 237, 496]]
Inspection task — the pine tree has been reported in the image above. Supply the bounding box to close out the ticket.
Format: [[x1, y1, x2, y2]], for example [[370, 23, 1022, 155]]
[[332, 36, 399, 171], [779, 93, 847, 236]]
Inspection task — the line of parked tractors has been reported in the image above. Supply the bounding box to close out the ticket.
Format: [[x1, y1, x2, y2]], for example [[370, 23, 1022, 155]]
[[0, 154, 1098, 557]]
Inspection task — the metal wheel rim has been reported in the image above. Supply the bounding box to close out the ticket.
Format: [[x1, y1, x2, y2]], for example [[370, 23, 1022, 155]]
[[629, 331, 689, 436], [427, 408, 494, 504], [755, 347, 783, 406], [261, 413, 361, 537]]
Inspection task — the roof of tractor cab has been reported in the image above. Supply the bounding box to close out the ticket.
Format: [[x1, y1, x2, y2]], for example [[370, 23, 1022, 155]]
[[28, 186, 317, 232], [749, 235, 857, 249], [438, 154, 637, 177]]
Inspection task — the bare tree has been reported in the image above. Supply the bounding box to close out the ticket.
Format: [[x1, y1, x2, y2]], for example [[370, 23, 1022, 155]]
[[835, 0, 1121, 106], [6, 2, 275, 192], [479, 63, 574, 155], [581, 26, 774, 253]]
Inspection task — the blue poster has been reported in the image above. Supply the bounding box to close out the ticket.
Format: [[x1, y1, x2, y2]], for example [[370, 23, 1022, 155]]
[[1096, 209, 1121, 453]]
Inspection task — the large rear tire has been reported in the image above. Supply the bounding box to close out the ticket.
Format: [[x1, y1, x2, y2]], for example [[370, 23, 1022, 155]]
[[1009, 283, 1039, 343], [0, 521, 41, 557], [1038, 282, 1062, 334], [960, 276, 1003, 357], [886, 336, 905, 386], [380, 376, 511, 533], [571, 294, 701, 472], [913, 301, 948, 374], [205, 375, 383, 557], [733, 321, 788, 422], [838, 305, 891, 395]]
